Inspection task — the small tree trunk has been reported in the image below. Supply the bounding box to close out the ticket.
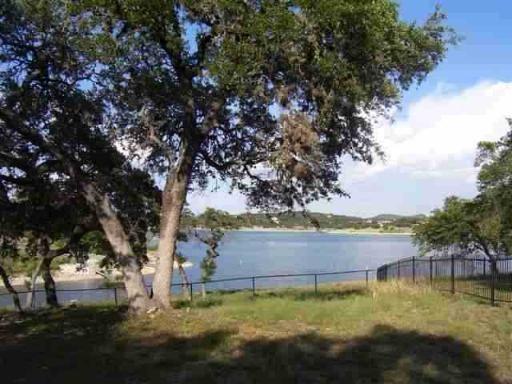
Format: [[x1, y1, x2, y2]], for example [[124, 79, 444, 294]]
[[0, 265, 23, 313], [26, 258, 44, 309], [490, 259, 499, 275], [484, 251, 499, 276], [178, 264, 190, 297], [201, 283, 206, 298], [152, 144, 196, 309], [82, 183, 151, 314], [41, 258, 58, 307]]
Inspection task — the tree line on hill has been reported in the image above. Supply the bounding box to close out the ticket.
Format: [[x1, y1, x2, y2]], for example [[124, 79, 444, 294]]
[[0, 0, 453, 313], [185, 210, 425, 230]]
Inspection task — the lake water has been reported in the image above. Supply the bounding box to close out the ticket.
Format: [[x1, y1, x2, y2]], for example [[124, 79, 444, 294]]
[[0, 231, 417, 308], [180, 230, 415, 283]]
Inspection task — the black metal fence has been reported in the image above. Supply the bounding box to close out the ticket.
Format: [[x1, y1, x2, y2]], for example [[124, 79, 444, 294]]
[[377, 256, 512, 305], [0, 268, 373, 310]]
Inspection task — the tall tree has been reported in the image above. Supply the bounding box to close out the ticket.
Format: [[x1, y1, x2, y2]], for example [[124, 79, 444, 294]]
[[413, 196, 508, 270], [414, 119, 512, 272], [0, 0, 159, 313], [195, 208, 238, 297], [76, 0, 455, 307], [475, 118, 512, 251]]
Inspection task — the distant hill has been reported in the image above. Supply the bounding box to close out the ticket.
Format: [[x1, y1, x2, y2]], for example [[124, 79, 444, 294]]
[[225, 211, 425, 230], [369, 214, 427, 221]]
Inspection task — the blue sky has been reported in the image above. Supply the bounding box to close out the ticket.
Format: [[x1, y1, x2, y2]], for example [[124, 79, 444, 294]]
[[188, 1, 512, 217], [399, 0, 512, 100]]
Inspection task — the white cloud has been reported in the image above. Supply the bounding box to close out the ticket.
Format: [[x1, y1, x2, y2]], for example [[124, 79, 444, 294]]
[[350, 81, 512, 183]]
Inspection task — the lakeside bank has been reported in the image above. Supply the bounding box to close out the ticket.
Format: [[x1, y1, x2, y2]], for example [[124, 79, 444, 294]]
[[232, 227, 412, 236]]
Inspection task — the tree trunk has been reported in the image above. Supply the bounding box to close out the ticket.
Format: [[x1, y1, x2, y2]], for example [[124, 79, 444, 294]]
[[178, 264, 190, 297], [82, 183, 151, 314], [0, 265, 23, 313], [152, 144, 196, 308], [26, 258, 44, 309], [41, 258, 58, 307], [201, 283, 206, 298], [490, 259, 499, 275], [483, 250, 499, 276]]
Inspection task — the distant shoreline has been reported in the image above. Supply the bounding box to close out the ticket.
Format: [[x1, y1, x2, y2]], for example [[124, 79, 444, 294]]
[[231, 227, 412, 236]]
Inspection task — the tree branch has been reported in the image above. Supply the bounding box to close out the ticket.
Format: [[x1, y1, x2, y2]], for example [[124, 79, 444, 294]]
[[0, 265, 23, 313], [0, 107, 80, 179]]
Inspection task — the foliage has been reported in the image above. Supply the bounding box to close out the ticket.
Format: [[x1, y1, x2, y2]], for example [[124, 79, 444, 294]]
[[195, 208, 238, 283], [72, 0, 455, 211], [413, 196, 509, 261], [475, 118, 512, 250], [0, 236, 21, 276], [0, 0, 160, 267]]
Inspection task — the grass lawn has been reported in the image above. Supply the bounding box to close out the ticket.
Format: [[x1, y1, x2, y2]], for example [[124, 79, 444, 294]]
[[0, 282, 511, 383]]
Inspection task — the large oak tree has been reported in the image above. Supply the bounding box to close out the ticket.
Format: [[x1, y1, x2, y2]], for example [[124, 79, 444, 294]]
[[1, 0, 455, 311], [76, 0, 454, 307], [0, 0, 159, 313]]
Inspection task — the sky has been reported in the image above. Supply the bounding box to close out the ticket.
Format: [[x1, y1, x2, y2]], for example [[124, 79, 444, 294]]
[[188, 0, 512, 217]]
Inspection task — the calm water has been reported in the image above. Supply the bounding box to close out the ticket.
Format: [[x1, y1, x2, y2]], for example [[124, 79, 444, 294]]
[[181, 230, 415, 281], [1, 231, 416, 308]]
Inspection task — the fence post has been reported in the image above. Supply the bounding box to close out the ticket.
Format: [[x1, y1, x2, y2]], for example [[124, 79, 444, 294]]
[[365, 268, 369, 288], [252, 277, 256, 297], [397, 259, 401, 279], [491, 262, 496, 306], [412, 257, 416, 284], [451, 254, 455, 294], [314, 274, 318, 294], [429, 257, 433, 287], [189, 282, 193, 302], [114, 287, 118, 306]]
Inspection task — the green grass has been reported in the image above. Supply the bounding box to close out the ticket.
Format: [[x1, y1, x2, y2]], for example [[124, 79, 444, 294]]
[[1, 282, 511, 383]]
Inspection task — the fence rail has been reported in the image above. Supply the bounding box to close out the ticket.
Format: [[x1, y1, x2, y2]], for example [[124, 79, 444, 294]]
[[377, 256, 512, 305], [0, 268, 373, 309]]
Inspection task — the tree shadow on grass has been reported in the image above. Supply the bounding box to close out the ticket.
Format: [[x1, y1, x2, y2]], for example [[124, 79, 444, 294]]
[[0, 306, 129, 383], [214, 325, 501, 384], [0, 307, 504, 384], [0, 306, 235, 384], [177, 324, 501, 384]]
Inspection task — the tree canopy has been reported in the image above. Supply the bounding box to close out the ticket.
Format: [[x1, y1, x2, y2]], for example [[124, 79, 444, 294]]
[[0, 0, 160, 312], [77, 0, 455, 210], [413, 196, 509, 261], [476, 118, 512, 245]]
